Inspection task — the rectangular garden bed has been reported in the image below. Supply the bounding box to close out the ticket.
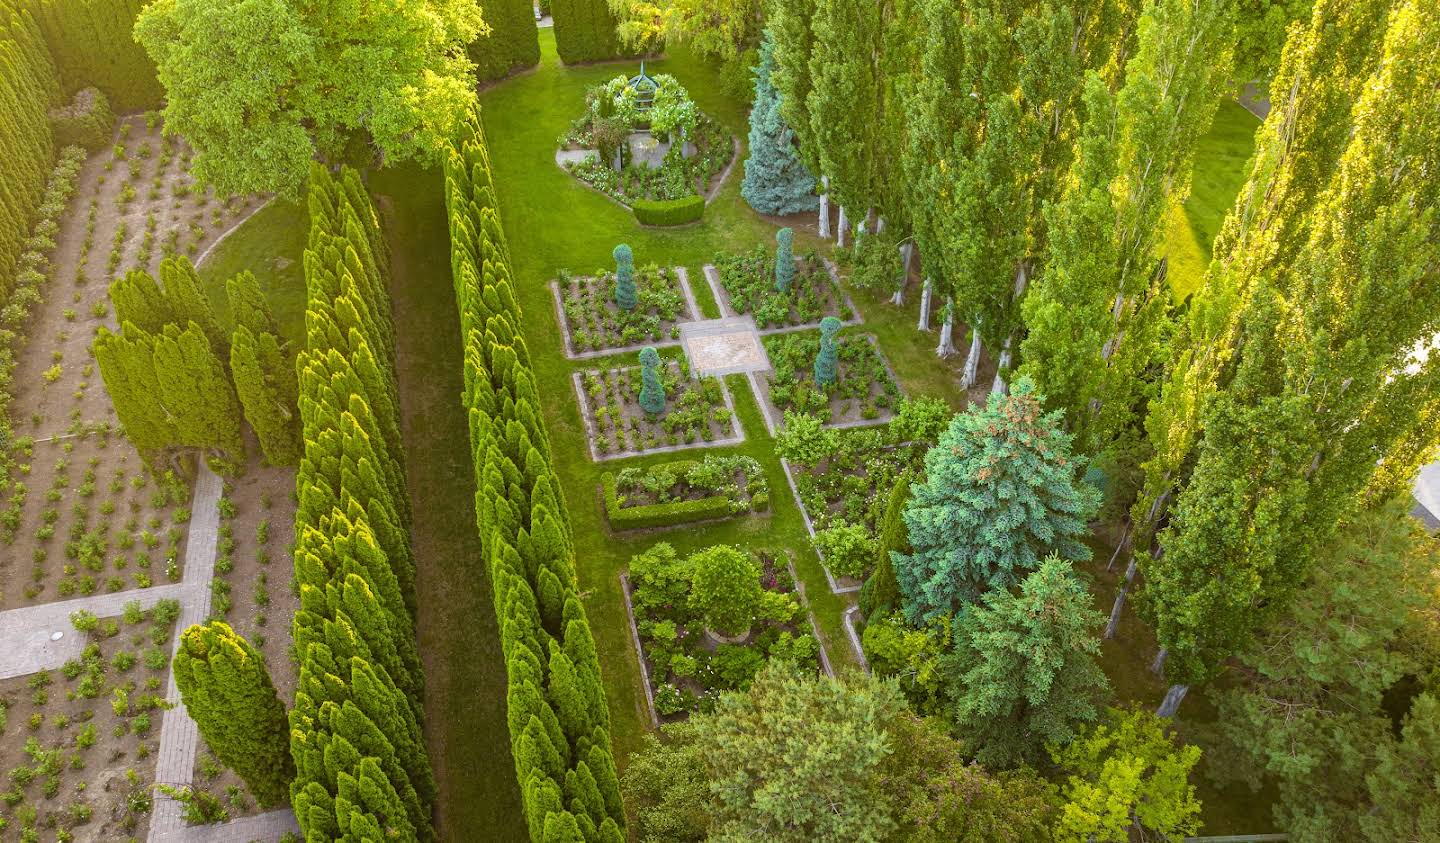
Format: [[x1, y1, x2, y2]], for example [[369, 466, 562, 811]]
[[753, 331, 903, 432], [573, 359, 743, 461], [784, 424, 928, 592], [621, 545, 827, 724], [550, 264, 700, 358], [704, 248, 860, 330], [600, 454, 768, 531]]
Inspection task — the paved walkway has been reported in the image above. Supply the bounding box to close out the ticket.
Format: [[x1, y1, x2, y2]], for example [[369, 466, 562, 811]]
[[0, 582, 189, 679], [149, 808, 299, 843]]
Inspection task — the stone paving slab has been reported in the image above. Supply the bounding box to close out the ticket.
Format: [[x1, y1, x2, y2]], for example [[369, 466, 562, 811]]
[[0, 582, 190, 679], [679, 315, 771, 376], [149, 808, 299, 843]]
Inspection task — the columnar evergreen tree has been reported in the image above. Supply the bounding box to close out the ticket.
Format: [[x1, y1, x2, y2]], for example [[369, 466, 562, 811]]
[[1137, 0, 1440, 710], [173, 621, 294, 808], [895, 378, 1099, 621], [552, 0, 630, 63], [613, 243, 635, 311], [858, 471, 908, 621], [231, 324, 302, 466], [813, 316, 841, 387], [741, 33, 818, 216], [773, 227, 795, 293], [26, 0, 162, 110], [637, 347, 665, 415], [468, 0, 540, 81], [0, 1, 58, 296], [444, 109, 625, 841], [226, 270, 282, 339], [943, 557, 1110, 767], [288, 163, 435, 841]]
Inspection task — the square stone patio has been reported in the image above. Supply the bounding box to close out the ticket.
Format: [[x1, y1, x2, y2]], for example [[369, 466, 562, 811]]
[[679, 316, 772, 376]]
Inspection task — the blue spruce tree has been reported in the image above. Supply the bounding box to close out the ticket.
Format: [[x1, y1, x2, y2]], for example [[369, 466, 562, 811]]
[[813, 316, 842, 388], [775, 227, 795, 293], [613, 244, 636, 311], [741, 32, 819, 216], [638, 347, 666, 415]]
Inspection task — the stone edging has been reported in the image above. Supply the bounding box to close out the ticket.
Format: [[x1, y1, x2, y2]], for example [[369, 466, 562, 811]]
[[618, 573, 661, 729], [194, 196, 275, 269], [843, 606, 870, 674], [550, 267, 702, 360], [571, 366, 745, 463], [784, 551, 836, 678], [702, 136, 742, 207]]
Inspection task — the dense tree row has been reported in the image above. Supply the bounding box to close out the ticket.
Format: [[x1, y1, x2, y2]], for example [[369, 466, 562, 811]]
[[288, 164, 435, 841], [228, 271, 303, 465], [552, 0, 632, 64], [25, 0, 162, 110], [468, 0, 540, 82], [444, 112, 626, 843], [0, 1, 58, 299]]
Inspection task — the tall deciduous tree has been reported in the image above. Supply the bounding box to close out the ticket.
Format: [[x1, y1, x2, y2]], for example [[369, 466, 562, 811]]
[[806, 0, 879, 246], [173, 621, 294, 807], [607, 0, 762, 60], [943, 557, 1110, 767], [895, 378, 1099, 621], [135, 0, 487, 197], [741, 35, 818, 216]]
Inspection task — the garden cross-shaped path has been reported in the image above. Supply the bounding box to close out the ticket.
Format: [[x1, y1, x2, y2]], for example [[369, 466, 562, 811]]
[[0, 464, 299, 841]]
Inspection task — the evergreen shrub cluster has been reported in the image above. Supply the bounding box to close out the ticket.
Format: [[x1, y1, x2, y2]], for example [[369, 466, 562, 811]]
[[287, 164, 437, 840], [445, 111, 627, 842], [26, 0, 163, 111], [551, 0, 632, 64]]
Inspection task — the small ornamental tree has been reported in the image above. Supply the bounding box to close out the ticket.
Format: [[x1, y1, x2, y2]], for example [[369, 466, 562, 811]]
[[943, 557, 1110, 767], [614, 243, 636, 310], [774, 227, 796, 293], [688, 546, 762, 637], [741, 33, 818, 216], [813, 316, 842, 388], [1051, 708, 1203, 842], [774, 410, 837, 467], [172, 621, 293, 807], [895, 377, 1100, 621], [638, 346, 666, 414]]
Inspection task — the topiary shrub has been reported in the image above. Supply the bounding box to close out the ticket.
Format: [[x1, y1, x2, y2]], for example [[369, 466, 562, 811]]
[[774, 227, 795, 293], [638, 346, 666, 415], [689, 546, 762, 637], [614, 243, 636, 310], [632, 195, 705, 226], [813, 316, 842, 387], [48, 87, 115, 152]]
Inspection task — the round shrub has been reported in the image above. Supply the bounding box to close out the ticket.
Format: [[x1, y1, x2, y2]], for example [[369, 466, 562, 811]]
[[689, 546, 762, 637]]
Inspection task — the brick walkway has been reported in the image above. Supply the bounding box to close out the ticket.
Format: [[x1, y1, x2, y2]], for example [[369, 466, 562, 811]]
[[0, 582, 189, 680]]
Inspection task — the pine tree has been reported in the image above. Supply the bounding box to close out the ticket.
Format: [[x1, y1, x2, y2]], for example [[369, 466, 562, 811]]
[[896, 377, 1099, 621], [944, 557, 1110, 767], [741, 33, 818, 216], [637, 347, 665, 415], [613, 244, 636, 311], [812, 316, 841, 387], [173, 621, 294, 807], [773, 227, 795, 293]]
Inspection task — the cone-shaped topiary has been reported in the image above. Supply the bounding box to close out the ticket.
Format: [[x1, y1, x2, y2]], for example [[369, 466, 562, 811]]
[[814, 316, 842, 387], [613, 244, 636, 311], [173, 621, 294, 807], [774, 227, 795, 293], [637, 347, 666, 415]]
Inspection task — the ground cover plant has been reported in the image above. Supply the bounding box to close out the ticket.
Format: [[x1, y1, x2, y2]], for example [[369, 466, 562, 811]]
[[760, 329, 900, 426], [0, 600, 180, 840], [712, 245, 850, 328], [603, 454, 768, 530], [626, 543, 821, 719], [579, 358, 737, 456], [557, 263, 689, 353]]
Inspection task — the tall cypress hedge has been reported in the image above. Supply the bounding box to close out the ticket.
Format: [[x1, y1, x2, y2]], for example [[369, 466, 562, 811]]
[[25, 0, 162, 111], [288, 163, 436, 841], [551, 0, 630, 64], [469, 0, 540, 82], [444, 112, 626, 843], [0, 1, 58, 299]]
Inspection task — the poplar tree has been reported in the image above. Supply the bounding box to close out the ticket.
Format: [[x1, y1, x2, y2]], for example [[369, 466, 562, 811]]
[[173, 621, 294, 807], [741, 34, 818, 216], [806, 0, 879, 246], [943, 557, 1110, 767], [895, 378, 1099, 621]]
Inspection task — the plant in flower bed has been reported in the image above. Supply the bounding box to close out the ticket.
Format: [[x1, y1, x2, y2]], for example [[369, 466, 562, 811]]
[[558, 264, 687, 352], [762, 329, 900, 424], [580, 358, 735, 455], [605, 455, 768, 530], [777, 398, 953, 580], [713, 243, 851, 328], [627, 543, 820, 719]]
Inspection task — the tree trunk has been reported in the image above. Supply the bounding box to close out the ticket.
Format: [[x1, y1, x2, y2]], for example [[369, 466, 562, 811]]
[[875, 215, 887, 234], [837, 206, 849, 248], [819, 176, 831, 239], [959, 326, 982, 388], [1104, 555, 1138, 640], [891, 242, 912, 306], [1156, 684, 1189, 718], [1106, 521, 1130, 572], [991, 336, 1013, 394], [936, 302, 957, 357], [917, 278, 933, 331], [1151, 647, 1168, 676]]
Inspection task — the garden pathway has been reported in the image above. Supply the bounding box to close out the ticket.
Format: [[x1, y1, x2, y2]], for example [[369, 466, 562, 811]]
[[0, 582, 189, 679]]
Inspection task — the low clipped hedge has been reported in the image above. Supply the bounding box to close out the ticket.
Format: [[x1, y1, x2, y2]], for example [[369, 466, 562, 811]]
[[602, 458, 768, 530], [632, 194, 705, 227]]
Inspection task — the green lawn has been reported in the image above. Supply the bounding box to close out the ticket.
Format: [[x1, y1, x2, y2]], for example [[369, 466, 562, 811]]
[[196, 198, 309, 345], [1164, 99, 1260, 301], [205, 27, 1273, 838]]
